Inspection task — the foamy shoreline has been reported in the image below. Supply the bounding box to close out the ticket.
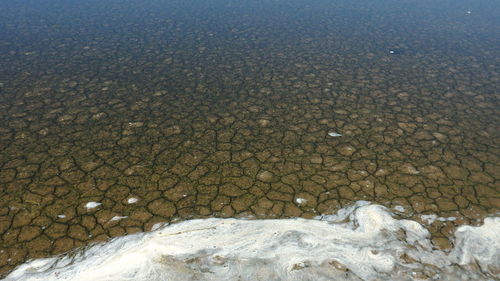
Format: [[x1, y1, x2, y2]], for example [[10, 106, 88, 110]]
[[3, 201, 499, 281]]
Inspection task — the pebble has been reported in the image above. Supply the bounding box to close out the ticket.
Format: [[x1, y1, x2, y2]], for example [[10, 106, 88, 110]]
[[85, 202, 102, 209], [109, 216, 128, 222], [388, 49, 401, 55], [328, 132, 342, 137], [127, 198, 139, 204], [257, 170, 275, 182], [296, 198, 307, 205]]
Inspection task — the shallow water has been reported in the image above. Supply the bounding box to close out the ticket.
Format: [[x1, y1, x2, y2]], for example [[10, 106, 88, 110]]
[[0, 0, 499, 279]]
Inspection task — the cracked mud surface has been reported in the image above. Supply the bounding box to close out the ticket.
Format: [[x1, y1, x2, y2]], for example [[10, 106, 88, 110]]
[[0, 0, 499, 277]]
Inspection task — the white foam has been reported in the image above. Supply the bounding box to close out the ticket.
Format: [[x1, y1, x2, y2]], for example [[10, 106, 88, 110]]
[[438, 216, 456, 222], [3, 202, 499, 281], [85, 202, 102, 209], [421, 214, 438, 224], [449, 217, 500, 273], [421, 214, 456, 224], [394, 205, 405, 212]]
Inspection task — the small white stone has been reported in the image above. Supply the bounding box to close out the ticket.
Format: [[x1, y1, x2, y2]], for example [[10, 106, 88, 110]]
[[296, 198, 307, 205], [57, 214, 66, 219], [127, 197, 139, 204], [85, 202, 102, 209], [109, 216, 128, 222], [328, 132, 342, 137]]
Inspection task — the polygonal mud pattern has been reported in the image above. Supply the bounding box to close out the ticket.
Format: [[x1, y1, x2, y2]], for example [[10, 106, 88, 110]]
[[0, 0, 499, 277]]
